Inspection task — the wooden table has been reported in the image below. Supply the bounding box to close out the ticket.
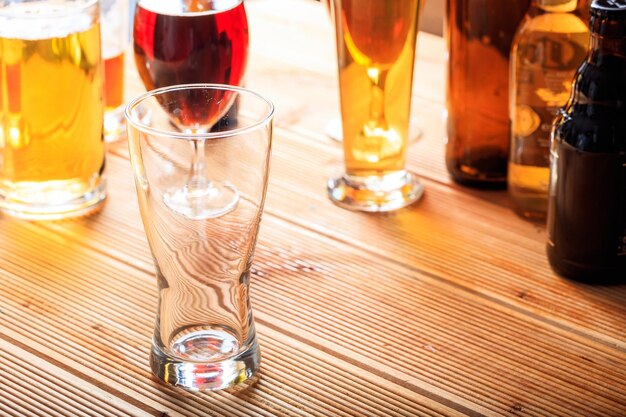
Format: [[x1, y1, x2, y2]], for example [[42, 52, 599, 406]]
[[2, 1, 625, 416]]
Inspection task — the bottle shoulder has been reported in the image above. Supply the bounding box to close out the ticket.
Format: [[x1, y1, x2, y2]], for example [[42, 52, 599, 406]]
[[516, 11, 588, 36], [572, 57, 626, 102], [557, 54, 626, 151], [555, 102, 626, 152], [511, 13, 589, 71]]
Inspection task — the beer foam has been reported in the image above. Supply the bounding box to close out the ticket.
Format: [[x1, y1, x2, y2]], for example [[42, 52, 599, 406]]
[[138, 0, 242, 16], [0, 1, 96, 40]]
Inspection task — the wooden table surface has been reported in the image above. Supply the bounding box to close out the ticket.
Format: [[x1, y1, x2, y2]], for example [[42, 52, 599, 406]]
[[2, 1, 626, 416]]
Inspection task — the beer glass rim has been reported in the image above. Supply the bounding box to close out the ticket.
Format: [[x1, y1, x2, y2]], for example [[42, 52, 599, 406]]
[[0, 0, 98, 17], [125, 83, 275, 141]]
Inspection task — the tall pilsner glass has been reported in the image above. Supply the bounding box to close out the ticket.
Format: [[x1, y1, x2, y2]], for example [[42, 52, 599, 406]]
[[0, 0, 106, 220], [327, 0, 424, 212], [126, 84, 274, 391]]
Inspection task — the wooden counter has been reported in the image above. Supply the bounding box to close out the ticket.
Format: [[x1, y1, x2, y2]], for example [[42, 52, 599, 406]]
[[1, 0, 625, 415]]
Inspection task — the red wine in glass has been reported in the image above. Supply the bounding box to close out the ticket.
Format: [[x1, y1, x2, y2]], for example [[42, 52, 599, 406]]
[[133, 0, 249, 127], [133, 1, 249, 218]]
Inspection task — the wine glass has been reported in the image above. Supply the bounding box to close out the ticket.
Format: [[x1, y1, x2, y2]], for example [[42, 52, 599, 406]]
[[319, 0, 343, 141], [101, 0, 129, 143], [133, 0, 248, 218]]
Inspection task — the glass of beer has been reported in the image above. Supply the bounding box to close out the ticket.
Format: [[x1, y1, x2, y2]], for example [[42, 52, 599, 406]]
[[0, 0, 107, 220], [327, 0, 424, 212], [125, 84, 274, 391], [101, 0, 129, 142]]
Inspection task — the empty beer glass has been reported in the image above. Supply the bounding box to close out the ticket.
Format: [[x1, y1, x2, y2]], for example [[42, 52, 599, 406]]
[[327, 0, 424, 212], [125, 84, 274, 391], [0, 0, 107, 220]]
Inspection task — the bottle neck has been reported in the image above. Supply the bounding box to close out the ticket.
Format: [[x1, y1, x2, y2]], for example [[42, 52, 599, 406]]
[[589, 33, 626, 59], [534, 0, 579, 12]]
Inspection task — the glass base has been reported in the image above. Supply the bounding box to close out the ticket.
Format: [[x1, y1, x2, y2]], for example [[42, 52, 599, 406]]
[[150, 327, 261, 391], [327, 170, 424, 212], [163, 182, 239, 220], [104, 106, 127, 143], [0, 180, 107, 221]]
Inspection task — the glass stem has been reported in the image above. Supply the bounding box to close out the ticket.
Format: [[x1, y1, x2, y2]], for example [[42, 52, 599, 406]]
[[367, 67, 388, 131], [188, 139, 210, 196]]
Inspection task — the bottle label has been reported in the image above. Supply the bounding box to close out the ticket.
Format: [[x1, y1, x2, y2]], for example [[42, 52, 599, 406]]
[[515, 67, 571, 136], [512, 31, 589, 167]]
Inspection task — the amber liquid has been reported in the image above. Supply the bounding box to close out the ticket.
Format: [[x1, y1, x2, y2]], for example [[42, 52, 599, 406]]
[[445, 0, 530, 187], [336, 0, 420, 176], [0, 7, 105, 210], [509, 3, 589, 220], [104, 52, 125, 111]]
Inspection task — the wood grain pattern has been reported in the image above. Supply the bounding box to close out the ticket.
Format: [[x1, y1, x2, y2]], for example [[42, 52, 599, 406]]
[[0, 0, 624, 416]]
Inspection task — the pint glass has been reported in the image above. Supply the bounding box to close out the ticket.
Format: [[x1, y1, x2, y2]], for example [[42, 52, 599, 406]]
[[126, 84, 273, 391], [0, 0, 106, 220], [327, 0, 424, 212]]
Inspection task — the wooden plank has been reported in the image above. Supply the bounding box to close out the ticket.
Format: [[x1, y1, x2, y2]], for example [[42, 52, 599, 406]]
[[3, 152, 623, 416], [0, 341, 149, 417], [0, 215, 462, 416], [0, 1, 623, 416]]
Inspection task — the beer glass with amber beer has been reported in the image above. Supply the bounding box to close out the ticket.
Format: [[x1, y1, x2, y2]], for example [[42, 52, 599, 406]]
[[0, 0, 107, 220], [327, 0, 424, 212]]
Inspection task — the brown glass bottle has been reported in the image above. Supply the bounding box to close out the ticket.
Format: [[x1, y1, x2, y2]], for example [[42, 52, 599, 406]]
[[547, 0, 626, 283], [445, 0, 530, 188]]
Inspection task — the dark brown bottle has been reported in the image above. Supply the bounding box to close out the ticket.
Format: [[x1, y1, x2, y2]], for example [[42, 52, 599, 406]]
[[445, 0, 531, 188], [546, 0, 626, 283]]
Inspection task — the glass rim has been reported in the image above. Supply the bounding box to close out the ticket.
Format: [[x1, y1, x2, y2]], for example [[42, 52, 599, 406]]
[[136, 0, 243, 17], [125, 83, 275, 140], [0, 0, 99, 18]]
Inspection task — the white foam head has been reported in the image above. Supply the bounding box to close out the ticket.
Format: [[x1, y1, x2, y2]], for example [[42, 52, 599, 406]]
[[0, 0, 97, 40]]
